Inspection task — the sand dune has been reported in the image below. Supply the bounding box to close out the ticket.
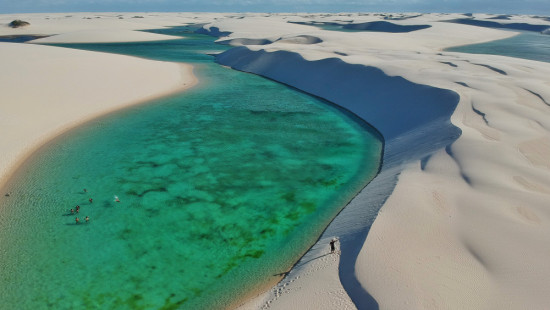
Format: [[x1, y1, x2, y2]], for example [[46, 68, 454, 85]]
[[29, 29, 180, 43], [209, 13, 550, 310], [0, 12, 209, 43]]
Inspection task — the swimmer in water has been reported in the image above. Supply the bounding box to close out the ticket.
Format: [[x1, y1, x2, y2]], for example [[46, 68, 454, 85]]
[[75, 217, 80, 224], [89, 198, 93, 203], [85, 216, 89, 223], [114, 195, 120, 203]]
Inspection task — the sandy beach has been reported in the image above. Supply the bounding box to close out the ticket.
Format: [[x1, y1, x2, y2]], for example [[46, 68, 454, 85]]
[[2, 12, 550, 310], [0, 14, 198, 189]]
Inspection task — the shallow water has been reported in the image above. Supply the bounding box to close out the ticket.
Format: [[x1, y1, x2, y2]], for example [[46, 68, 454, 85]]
[[446, 31, 550, 63], [0, 35, 48, 43], [0, 27, 382, 309]]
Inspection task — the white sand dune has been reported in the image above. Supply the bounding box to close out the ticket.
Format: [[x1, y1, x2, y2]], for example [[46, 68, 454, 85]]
[[29, 29, 181, 43], [2, 12, 550, 310], [0, 12, 205, 43], [207, 13, 550, 310]]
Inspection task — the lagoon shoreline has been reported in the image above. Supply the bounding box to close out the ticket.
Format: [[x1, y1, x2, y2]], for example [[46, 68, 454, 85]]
[[0, 40, 197, 191], [2, 12, 550, 310], [0, 65, 195, 189]]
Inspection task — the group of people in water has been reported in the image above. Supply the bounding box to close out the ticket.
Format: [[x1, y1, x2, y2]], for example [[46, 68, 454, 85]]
[[71, 189, 92, 224], [74, 215, 90, 224], [70, 189, 120, 224]]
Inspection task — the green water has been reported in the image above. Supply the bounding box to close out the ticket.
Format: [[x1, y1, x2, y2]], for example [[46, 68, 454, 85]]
[[0, 27, 382, 309], [447, 31, 550, 63]]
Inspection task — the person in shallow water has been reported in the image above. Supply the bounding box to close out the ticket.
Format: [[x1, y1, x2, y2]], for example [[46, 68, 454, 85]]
[[89, 198, 93, 203], [85, 216, 89, 223], [70, 208, 74, 214], [75, 217, 80, 224]]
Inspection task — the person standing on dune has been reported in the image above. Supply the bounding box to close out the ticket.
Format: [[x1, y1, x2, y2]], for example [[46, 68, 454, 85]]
[[330, 238, 339, 254]]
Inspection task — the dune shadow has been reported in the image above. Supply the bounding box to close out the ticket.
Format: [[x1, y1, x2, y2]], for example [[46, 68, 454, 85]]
[[217, 38, 273, 46], [340, 237, 380, 310], [216, 47, 462, 309], [472, 63, 507, 75], [295, 253, 330, 268]]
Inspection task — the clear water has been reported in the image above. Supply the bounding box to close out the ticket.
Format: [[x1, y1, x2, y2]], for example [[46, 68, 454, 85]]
[[446, 31, 550, 63], [0, 27, 382, 309]]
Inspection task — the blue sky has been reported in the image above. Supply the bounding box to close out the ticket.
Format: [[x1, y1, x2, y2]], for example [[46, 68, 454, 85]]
[[2, 0, 549, 15]]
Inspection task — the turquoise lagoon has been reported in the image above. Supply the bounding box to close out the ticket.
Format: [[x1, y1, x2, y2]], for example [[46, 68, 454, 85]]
[[447, 31, 550, 63], [0, 28, 382, 309]]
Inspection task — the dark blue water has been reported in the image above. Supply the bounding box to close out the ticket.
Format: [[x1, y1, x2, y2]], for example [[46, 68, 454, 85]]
[[0, 35, 48, 43]]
